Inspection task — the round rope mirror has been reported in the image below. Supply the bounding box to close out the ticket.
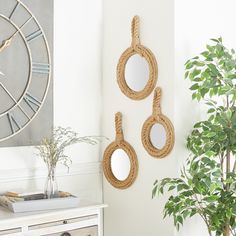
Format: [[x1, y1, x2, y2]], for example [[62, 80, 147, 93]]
[[142, 87, 175, 158], [103, 112, 138, 189], [117, 15, 158, 100]]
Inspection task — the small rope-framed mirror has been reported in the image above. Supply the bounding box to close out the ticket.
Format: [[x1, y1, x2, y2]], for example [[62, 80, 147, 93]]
[[141, 87, 175, 158], [117, 15, 158, 100], [103, 112, 138, 189]]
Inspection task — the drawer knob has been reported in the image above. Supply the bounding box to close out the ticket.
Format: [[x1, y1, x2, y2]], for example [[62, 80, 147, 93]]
[[60, 233, 71, 236]]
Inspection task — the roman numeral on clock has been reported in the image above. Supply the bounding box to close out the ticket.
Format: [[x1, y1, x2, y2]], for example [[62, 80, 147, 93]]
[[7, 112, 21, 134], [23, 93, 42, 112], [26, 29, 43, 42], [9, 1, 20, 19], [32, 62, 50, 74]]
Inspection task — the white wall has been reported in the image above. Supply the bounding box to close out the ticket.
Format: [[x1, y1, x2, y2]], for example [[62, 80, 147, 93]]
[[103, 0, 236, 235], [102, 0, 176, 235], [175, 0, 236, 235], [0, 0, 103, 202]]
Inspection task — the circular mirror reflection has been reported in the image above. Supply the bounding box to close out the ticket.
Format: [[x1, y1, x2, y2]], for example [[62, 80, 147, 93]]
[[111, 149, 131, 181], [125, 54, 149, 92], [150, 123, 166, 149]]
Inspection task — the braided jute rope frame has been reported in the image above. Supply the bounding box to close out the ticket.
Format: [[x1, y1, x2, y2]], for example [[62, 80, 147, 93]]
[[141, 87, 175, 158], [117, 15, 158, 100], [103, 112, 138, 189]]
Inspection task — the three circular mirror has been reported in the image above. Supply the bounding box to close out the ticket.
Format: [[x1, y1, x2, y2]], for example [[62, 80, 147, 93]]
[[103, 16, 175, 191]]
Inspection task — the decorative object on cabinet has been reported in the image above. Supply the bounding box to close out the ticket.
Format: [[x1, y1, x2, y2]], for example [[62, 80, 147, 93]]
[[0, 200, 107, 236], [117, 15, 158, 100], [35, 127, 103, 198], [0, 191, 79, 213], [142, 87, 174, 158], [0, 0, 53, 146], [153, 38, 236, 236], [103, 112, 138, 189]]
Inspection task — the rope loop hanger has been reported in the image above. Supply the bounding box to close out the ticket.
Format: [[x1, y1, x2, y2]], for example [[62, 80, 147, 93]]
[[131, 15, 140, 48], [152, 87, 162, 116], [115, 112, 124, 143], [141, 87, 175, 158], [103, 112, 138, 189], [117, 15, 158, 100]]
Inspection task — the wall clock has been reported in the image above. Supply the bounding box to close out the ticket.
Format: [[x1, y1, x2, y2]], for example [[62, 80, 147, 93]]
[[0, 0, 53, 146]]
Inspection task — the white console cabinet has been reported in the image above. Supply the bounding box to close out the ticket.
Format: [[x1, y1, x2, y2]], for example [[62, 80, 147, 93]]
[[0, 200, 107, 236]]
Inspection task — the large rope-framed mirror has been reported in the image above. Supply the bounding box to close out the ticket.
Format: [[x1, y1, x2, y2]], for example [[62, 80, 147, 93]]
[[103, 112, 138, 189], [142, 87, 175, 158], [117, 15, 158, 100]]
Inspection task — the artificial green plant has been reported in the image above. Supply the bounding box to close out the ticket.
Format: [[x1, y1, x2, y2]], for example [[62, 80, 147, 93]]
[[152, 38, 236, 236]]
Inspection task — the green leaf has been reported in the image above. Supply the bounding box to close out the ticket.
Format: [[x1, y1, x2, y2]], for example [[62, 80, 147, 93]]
[[185, 71, 189, 79], [190, 84, 199, 90], [196, 93, 201, 101], [192, 69, 201, 77], [200, 88, 209, 98], [203, 195, 218, 202], [177, 184, 189, 192], [226, 110, 232, 119], [208, 64, 219, 75], [209, 183, 216, 193], [205, 150, 215, 157], [183, 210, 190, 219], [186, 62, 193, 69], [168, 185, 176, 191], [207, 108, 215, 113], [206, 132, 216, 138], [192, 93, 197, 100], [152, 185, 158, 198], [201, 51, 209, 58], [195, 62, 205, 67], [177, 215, 183, 225], [194, 122, 202, 128], [210, 38, 219, 43]]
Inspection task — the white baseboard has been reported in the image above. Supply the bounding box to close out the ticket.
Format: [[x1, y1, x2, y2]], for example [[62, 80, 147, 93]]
[[0, 162, 101, 183]]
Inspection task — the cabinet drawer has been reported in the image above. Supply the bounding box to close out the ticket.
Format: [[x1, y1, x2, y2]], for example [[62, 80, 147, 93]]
[[29, 215, 97, 230], [44, 226, 98, 236], [0, 228, 22, 236], [28, 215, 98, 236]]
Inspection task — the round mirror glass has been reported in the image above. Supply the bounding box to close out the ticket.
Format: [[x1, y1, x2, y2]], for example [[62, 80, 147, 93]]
[[111, 149, 131, 181], [150, 123, 166, 149], [125, 54, 149, 92]]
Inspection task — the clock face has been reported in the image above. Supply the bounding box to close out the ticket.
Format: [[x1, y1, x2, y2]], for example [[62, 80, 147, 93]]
[[0, 0, 51, 142]]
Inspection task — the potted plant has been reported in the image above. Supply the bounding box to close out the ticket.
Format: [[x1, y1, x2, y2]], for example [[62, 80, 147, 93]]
[[35, 126, 104, 198], [152, 38, 236, 236]]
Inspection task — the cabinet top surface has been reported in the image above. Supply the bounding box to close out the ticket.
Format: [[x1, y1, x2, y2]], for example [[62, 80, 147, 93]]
[[0, 200, 107, 226]]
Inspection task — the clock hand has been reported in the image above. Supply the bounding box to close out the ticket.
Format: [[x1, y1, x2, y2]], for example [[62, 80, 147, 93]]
[[10, 16, 33, 39], [0, 38, 12, 53], [0, 16, 32, 53]]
